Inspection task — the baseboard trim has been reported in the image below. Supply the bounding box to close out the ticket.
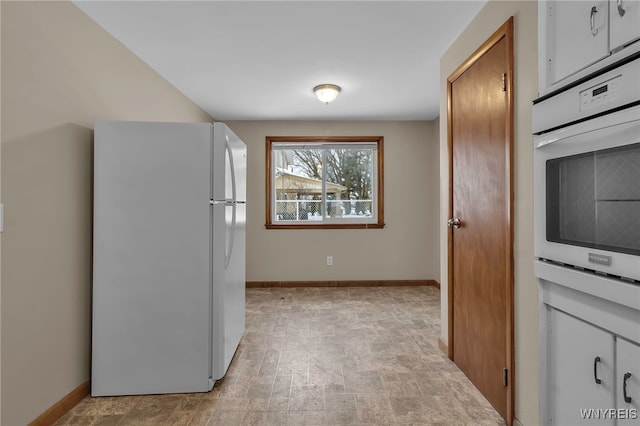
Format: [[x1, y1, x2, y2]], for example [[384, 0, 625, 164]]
[[29, 380, 90, 426], [247, 279, 440, 289], [438, 337, 449, 356]]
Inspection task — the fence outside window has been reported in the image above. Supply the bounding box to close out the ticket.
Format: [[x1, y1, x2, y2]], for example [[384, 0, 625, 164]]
[[275, 199, 373, 222]]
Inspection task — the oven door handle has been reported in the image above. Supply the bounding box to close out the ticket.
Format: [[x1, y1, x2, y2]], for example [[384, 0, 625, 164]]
[[534, 105, 640, 149]]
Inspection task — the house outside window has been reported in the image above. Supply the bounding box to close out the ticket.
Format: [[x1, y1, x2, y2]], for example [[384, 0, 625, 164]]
[[266, 136, 384, 229]]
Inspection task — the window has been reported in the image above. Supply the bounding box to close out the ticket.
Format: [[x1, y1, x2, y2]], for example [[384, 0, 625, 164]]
[[266, 136, 384, 229]]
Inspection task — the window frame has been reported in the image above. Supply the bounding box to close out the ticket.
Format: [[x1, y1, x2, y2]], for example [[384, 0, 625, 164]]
[[265, 136, 385, 229]]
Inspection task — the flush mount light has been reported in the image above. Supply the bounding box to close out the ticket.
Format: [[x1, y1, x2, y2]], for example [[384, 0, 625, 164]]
[[313, 84, 341, 104]]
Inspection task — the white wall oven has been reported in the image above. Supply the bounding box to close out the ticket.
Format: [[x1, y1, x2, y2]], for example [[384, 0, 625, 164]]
[[533, 53, 640, 282]]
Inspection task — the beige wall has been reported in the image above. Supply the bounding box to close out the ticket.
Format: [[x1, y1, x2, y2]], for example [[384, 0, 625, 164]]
[[1, 3, 440, 423], [0, 2, 211, 424], [227, 121, 440, 283], [439, 1, 538, 425]]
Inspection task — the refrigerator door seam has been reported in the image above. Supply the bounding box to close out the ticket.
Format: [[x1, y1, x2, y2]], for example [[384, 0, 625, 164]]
[[208, 125, 214, 387]]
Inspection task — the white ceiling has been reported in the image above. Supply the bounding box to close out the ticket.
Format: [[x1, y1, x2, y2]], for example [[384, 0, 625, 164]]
[[74, 1, 487, 121]]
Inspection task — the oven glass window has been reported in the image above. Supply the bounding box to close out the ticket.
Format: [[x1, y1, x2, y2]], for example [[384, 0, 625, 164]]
[[546, 143, 640, 255]]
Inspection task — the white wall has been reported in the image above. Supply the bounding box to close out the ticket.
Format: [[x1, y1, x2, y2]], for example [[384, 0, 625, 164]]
[[227, 121, 440, 283], [439, 1, 539, 425], [1, 2, 211, 424]]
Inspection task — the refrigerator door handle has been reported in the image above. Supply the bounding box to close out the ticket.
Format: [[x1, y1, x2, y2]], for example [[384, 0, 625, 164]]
[[224, 138, 237, 268], [227, 137, 237, 204]]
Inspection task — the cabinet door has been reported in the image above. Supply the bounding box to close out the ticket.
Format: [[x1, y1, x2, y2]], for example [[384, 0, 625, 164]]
[[610, 0, 640, 51], [547, 308, 615, 425], [548, 0, 609, 84], [617, 338, 640, 425]]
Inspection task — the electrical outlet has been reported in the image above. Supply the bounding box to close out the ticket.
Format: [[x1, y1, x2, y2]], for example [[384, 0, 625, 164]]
[[326, 256, 333, 266]]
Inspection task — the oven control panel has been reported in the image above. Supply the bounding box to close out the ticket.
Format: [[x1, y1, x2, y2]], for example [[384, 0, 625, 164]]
[[533, 56, 639, 135], [580, 75, 622, 111]]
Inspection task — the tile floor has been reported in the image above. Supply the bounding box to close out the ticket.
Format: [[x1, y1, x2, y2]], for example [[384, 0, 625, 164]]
[[55, 286, 505, 425]]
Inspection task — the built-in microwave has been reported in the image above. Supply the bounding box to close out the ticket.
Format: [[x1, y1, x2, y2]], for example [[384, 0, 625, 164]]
[[533, 54, 640, 282]]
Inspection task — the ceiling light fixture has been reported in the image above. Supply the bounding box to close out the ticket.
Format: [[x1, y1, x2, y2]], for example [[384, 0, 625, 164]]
[[313, 84, 341, 104]]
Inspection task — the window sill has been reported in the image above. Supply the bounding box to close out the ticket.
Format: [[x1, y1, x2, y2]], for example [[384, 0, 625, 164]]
[[265, 223, 385, 230]]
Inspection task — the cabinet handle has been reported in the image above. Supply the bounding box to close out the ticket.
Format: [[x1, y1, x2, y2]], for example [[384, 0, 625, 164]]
[[623, 372, 632, 403], [590, 6, 599, 36], [618, 0, 626, 17], [594, 356, 602, 384]]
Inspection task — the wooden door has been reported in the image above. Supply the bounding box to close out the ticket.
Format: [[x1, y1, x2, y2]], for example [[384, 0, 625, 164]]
[[447, 18, 514, 423]]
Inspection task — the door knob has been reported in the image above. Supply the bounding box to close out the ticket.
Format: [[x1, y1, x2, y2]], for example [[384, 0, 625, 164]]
[[447, 218, 461, 229]]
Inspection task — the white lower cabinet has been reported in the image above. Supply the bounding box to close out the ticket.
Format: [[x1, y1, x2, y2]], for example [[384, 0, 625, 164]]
[[537, 261, 640, 426], [617, 339, 640, 426], [547, 308, 615, 425]]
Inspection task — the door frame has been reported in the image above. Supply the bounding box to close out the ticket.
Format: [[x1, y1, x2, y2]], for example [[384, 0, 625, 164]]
[[446, 17, 515, 424]]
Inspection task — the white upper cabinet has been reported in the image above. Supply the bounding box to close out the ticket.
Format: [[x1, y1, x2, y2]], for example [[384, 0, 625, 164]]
[[543, 1, 610, 88], [539, 1, 640, 95], [610, 0, 640, 51], [550, 1, 609, 84]]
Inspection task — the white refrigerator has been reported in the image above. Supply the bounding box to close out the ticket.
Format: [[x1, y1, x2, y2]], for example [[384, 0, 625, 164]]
[[92, 121, 246, 396]]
